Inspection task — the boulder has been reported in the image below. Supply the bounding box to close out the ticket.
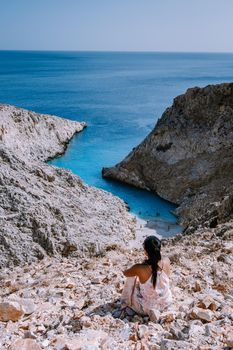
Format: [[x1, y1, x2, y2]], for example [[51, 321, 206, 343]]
[[0, 301, 24, 322], [8, 339, 42, 350], [52, 330, 109, 350], [196, 295, 219, 311], [191, 307, 214, 322], [149, 309, 161, 322], [19, 299, 37, 315]]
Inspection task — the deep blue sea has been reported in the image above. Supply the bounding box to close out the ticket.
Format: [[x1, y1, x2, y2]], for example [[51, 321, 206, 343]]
[[1, 51, 233, 225]]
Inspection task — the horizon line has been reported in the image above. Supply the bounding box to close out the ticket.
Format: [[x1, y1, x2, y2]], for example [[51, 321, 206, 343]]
[[1, 49, 233, 54]]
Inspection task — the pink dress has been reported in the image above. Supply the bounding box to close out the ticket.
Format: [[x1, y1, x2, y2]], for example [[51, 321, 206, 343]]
[[121, 263, 172, 315]]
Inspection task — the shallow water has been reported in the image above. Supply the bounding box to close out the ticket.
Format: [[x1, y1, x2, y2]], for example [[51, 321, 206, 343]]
[[1, 51, 233, 226]]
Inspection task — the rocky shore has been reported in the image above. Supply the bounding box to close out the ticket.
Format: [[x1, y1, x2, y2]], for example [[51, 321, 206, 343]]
[[102, 83, 233, 231], [0, 96, 232, 349]]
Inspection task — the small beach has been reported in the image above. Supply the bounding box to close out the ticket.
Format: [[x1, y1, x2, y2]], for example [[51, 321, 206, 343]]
[[128, 216, 182, 249]]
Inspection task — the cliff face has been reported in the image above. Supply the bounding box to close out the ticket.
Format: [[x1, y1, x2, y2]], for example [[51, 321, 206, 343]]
[[0, 104, 86, 162], [0, 105, 135, 267], [103, 83, 233, 229]]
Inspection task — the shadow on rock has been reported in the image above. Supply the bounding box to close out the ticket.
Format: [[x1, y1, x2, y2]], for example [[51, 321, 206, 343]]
[[87, 300, 149, 324]]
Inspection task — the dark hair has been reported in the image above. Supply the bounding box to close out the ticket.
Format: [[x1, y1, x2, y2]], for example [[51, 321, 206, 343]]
[[143, 235, 161, 288]]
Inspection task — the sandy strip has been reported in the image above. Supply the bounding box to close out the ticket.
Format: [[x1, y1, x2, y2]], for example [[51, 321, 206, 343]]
[[127, 216, 182, 249]]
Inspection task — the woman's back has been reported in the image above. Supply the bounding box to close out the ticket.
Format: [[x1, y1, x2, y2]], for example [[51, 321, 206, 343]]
[[138, 257, 171, 284], [121, 236, 172, 316], [139, 258, 172, 313]]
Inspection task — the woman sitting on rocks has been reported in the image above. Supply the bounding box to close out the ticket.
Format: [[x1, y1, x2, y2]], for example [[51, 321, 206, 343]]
[[120, 235, 172, 318]]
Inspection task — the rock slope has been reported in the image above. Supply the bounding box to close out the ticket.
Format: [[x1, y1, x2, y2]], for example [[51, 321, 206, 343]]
[[0, 104, 135, 267], [0, 220, 232, 349], [102, 83, 233, 229]]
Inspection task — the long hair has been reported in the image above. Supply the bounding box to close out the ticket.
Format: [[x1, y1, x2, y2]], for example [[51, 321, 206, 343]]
[[143, 235, 161, 288]]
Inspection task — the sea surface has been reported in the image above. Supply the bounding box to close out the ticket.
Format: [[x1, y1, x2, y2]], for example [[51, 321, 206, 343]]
[[1, 51, 233, 230]]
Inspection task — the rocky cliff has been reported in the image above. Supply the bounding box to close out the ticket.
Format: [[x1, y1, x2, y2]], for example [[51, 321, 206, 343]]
[[0, 102, 232, 349], [0, 105, 135, 267], [103, 83, 233, 230]]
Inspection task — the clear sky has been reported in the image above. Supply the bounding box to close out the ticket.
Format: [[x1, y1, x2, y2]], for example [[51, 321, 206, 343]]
[[0, 0, 233, 52]]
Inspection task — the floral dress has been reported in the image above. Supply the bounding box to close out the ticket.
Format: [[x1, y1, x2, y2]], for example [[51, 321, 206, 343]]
[[121, 263, 172, 315]]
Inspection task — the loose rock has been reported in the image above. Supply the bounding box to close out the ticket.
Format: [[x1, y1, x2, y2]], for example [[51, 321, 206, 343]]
[[0, 301, 24, 322]]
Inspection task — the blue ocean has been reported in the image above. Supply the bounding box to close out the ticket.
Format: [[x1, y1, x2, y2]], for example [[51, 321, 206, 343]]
[[1, 51, 233, 228]]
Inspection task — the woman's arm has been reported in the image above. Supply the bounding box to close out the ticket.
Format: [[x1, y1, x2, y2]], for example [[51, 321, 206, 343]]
[[163, 257, 171, 276]]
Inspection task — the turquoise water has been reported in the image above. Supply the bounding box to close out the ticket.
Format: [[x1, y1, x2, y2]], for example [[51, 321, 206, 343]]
[[1, 51, 233, 223]]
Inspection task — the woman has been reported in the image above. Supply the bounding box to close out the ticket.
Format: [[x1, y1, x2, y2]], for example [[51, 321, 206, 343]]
[[121, 235, 172, 316]]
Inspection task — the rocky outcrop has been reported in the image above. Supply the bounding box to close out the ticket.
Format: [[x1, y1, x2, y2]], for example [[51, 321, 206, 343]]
[[103, 83, 233, 228], [0, 104, 86, 162], [0, 105, 135, 267]]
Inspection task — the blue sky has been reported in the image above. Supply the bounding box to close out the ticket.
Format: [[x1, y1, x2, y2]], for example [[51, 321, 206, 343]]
[[0, 0, 233, 52]]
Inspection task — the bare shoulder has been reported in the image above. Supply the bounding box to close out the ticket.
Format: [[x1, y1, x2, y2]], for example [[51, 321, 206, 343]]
[[132, 263, 149, 272], [123, 263, 146, 277]]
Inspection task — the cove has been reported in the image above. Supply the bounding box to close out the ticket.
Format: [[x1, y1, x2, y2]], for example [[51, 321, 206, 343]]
[[1, 51, 233, 236], [48, 126, 178, 225]]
